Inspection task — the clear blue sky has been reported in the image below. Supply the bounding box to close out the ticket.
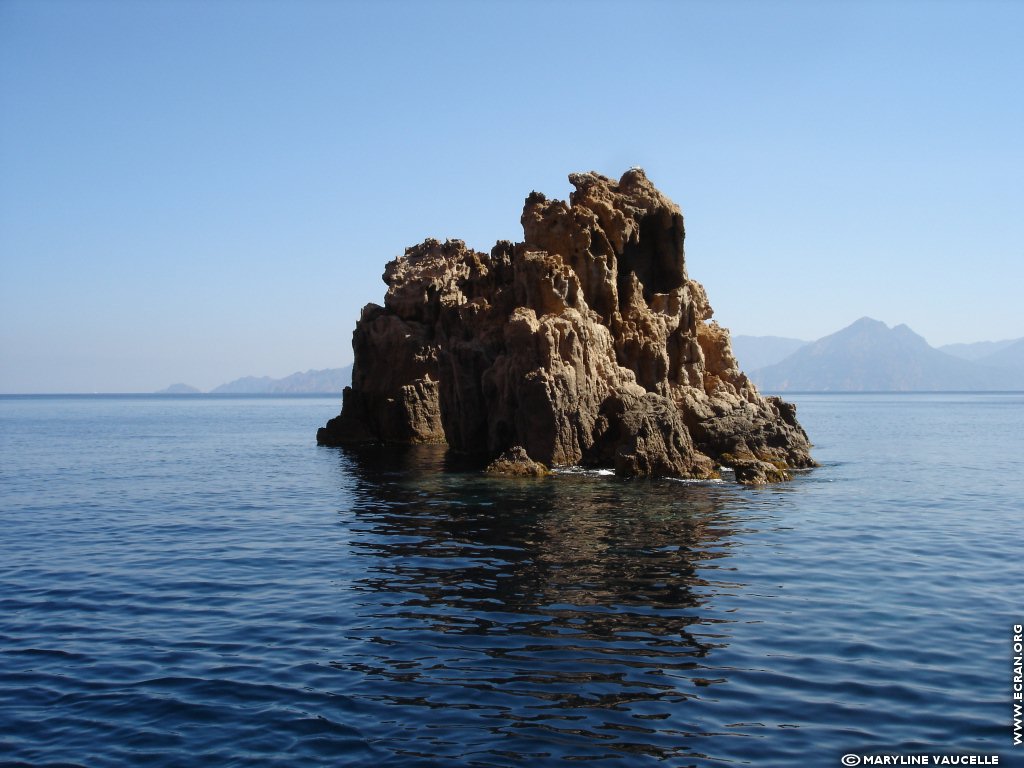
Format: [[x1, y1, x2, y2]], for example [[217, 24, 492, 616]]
[[1, 0, 1021, 392]]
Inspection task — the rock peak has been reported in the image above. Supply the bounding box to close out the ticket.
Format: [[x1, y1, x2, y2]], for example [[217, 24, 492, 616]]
[[318, 170, 815, 484]]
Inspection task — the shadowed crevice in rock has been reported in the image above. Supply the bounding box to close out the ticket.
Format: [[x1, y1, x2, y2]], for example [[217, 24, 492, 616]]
[[317, 169, 816, 484]]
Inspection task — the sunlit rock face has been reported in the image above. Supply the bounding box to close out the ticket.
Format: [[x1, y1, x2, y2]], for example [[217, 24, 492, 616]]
[[317, 169, 815, 483]]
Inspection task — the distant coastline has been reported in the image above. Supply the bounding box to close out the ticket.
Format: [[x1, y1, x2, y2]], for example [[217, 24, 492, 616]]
[[155, 366, 352, 396]]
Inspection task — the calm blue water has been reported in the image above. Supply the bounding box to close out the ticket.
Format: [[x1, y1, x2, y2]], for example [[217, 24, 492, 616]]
[[0, 393, 1020, 767]]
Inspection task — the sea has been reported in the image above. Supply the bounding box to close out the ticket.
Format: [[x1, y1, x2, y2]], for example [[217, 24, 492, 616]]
[[0, 393, 1020, 768]]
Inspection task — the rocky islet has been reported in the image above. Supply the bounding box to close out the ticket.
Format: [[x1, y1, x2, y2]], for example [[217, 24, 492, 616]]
[[317, 169, 815, 483]]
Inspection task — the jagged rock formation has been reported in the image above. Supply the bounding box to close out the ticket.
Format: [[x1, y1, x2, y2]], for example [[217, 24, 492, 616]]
[[485, 446, 550, 477], [318, 169, 815, 483]]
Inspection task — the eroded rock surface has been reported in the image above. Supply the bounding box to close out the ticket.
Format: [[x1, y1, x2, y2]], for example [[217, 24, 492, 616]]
[[317, 169, 815, 483], [484, 446, 550, 478]]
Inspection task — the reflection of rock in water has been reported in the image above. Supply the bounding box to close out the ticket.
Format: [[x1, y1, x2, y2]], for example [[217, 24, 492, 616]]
[[332, 445, 754, 762]]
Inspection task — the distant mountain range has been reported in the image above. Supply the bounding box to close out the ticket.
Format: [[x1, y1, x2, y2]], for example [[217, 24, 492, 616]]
[[745, 318, 1024, 391], [157, 366, 352, 394], [963, 338, 1024, 373], [937, 338, 1019, 361]]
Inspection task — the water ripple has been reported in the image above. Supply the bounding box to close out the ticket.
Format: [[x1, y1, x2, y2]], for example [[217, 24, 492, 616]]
[[0, 395, 1020, 765]]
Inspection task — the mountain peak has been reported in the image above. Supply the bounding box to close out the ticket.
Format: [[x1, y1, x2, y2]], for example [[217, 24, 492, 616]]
[[752, 318, 1022, 391], [850, 316, 888, 329], [829, 317, 928, 348]]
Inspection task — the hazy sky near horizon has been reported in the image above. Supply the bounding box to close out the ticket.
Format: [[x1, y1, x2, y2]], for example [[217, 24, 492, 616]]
[[1, 0, 1021, 392]]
